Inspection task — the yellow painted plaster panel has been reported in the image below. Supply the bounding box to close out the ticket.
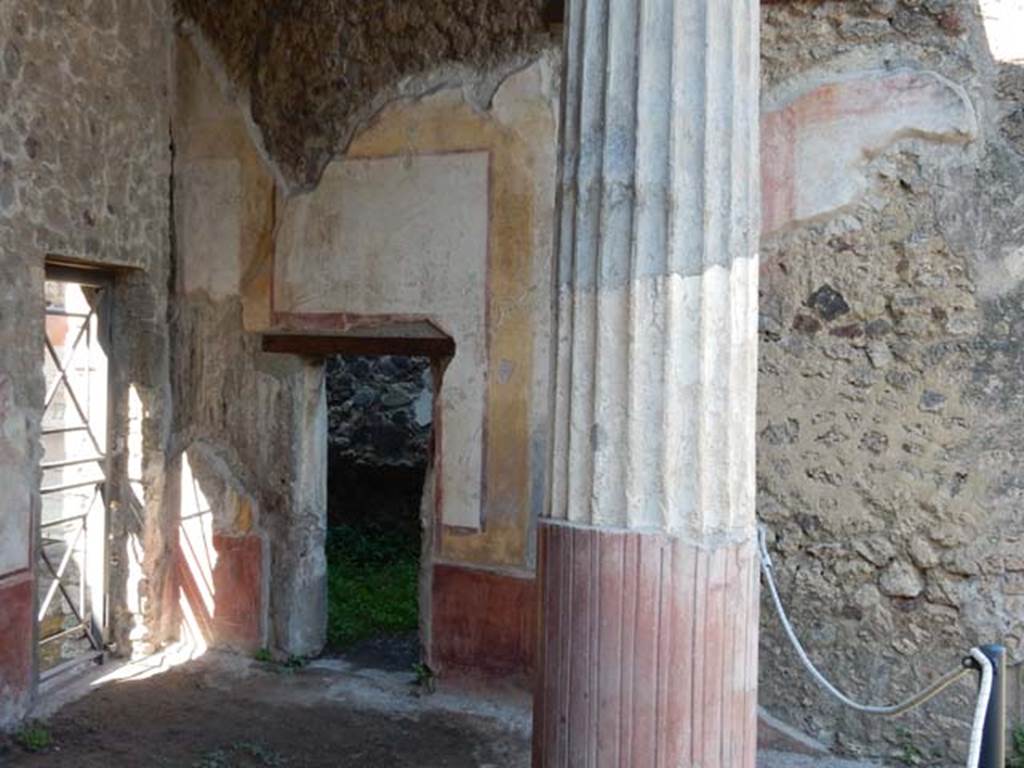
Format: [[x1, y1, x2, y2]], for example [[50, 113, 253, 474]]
[[308, 61, 557, 569], [175, 34, 558, 569], [174, 36, 276, 330]]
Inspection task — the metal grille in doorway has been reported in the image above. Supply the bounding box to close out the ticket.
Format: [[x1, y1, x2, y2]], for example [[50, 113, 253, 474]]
[[39, 273, 110, 681]]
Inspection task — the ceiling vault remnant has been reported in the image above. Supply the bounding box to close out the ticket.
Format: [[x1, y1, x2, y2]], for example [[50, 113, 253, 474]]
[[174, 0, 555, 189]]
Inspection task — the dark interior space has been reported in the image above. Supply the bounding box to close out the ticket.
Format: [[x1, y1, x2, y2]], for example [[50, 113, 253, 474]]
[[324, 354, 433, 670]]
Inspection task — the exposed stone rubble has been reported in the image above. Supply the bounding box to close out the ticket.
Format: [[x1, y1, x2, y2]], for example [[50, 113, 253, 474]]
[[0, 0, 174, 727], [759, 0, 1024, 762], [325, 356, 432, 468], [174, 0, 551, 189]]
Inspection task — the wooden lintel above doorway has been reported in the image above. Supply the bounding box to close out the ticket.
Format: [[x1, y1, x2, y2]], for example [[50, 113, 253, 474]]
[[261, 332, 455, 360]]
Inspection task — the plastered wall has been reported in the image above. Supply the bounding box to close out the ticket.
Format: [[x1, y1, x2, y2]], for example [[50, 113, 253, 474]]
[[174, 8, 1024, 752], [272, 63, 559, 554], [172, 32, 558, 667]]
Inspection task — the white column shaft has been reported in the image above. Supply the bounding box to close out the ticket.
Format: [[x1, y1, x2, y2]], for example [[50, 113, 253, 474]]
[[548, 0, 760, 538]]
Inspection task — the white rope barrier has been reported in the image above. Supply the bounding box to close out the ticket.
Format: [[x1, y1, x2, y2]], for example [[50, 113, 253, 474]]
[[756, 525, 995, 768], [966, 648, 993, 768]]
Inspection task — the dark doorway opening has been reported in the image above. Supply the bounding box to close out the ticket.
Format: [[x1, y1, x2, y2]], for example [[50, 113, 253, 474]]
[[324, 354, 434, 671]]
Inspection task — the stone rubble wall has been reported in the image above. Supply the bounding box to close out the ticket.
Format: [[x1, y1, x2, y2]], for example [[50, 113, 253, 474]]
[[758, 1, 1024, 762], [325, 356, 433, 469], [0, 0, 173, 729]]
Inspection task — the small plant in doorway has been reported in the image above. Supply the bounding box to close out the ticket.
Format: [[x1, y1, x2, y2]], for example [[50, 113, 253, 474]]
[[191, 748, 230, 768], [413, 661, 436, 694], [15, 722, 52, 753], [234, 741, 286, 766]]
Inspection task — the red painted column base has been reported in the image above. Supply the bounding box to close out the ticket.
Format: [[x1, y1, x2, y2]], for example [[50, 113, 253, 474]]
[[533, 521, 760, 768]]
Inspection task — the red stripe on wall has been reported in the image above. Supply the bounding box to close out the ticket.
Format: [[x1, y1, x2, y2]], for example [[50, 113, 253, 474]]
[[431, 563, 536, 681], [0, 573, 34, 712]]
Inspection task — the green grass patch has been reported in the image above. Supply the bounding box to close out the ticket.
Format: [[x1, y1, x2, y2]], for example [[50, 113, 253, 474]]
[[15, 722, 52, 752], [326, 523, 419, 649], [1009, 724, 1024, 768]]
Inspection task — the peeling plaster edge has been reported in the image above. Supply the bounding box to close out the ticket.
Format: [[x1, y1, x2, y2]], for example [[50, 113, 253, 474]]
[[765, 66, 978, 138], [176, 20, 291, 196], [299, 47, 556, 195], [0, 569, 32, 588], [763, 45, 978, 118], [176, 17, 559, 197], [756, 707, 831, 757], [185, 439, 262, 505]]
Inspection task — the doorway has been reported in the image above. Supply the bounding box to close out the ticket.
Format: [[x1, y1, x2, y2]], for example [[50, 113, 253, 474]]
[[323, 354, 433, 670], [38, 267, 111, 681]]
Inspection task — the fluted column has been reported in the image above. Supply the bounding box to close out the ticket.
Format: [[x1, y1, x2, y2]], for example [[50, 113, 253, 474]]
[[534, 0, 761, 765]]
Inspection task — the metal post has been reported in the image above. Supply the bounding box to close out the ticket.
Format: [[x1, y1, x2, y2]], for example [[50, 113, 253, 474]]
[[979, 644, 1007, 768]]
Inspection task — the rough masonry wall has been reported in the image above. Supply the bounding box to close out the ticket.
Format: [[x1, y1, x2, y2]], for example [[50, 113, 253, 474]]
[[170, 294, 312, 654], [172, 35, 322, 656], [326, 355, 432, 468], [0, 0, 173, 728], [758, 1, 1024, 762], [174, 0, 549, 189], [324, 356, 431, 561]]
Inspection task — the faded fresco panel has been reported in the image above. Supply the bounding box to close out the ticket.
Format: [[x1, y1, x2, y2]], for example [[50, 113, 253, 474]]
[[0, 464, 30, 576], [0, 375, 31, 577], [177, 159, 243, 300], [275, 152, 490, 529]]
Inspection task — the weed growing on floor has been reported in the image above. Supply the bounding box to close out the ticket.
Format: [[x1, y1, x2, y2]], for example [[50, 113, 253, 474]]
[[192, 742, 284, 767], [413, 661, 436, 693], [1009, 724, 1024, 768], [893, 727, 923, 766], [192, 748, 230, 768], [251, 647, 309, 672], [15, 722, 51, 752], [235, 741, 286, 766], [326, 523, 419, 649]]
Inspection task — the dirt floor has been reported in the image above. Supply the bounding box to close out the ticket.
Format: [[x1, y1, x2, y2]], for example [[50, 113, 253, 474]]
[[0, 651, 531, 768], [0, 648, 883, 768]]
